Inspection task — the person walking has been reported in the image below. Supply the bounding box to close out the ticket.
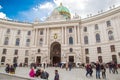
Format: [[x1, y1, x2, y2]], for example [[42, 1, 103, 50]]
[[85, 64, 91, 77], [54, 70, 59, 80], [5, 64, 10, 73], [65, 62, 68, 71], [113, 62, 118, 74], [101, 64, 106, 79], [95, 62, 101, 79]]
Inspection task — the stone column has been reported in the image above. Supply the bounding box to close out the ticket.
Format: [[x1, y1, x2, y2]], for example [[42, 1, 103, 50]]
[[35, 29, 38, 46], [62, 27, 64, 44], [74, 26, 77, 44], [44, 28, 46, 45], [77, 25, 80, 44], [46, 28, 49, 45], [65, 26, 67, 45]]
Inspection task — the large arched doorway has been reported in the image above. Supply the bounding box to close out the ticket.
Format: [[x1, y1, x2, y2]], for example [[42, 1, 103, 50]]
[[50, 42, 61, 65]]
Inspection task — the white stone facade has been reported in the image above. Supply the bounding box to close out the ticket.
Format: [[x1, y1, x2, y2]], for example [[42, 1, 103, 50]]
[[0, 6, 120, 66]]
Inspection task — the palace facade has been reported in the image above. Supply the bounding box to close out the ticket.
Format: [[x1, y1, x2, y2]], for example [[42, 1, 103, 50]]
[[0, 4, 120, 66]]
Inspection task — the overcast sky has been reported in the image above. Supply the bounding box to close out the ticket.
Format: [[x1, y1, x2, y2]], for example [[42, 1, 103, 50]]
[[0, 0, 120, 22]]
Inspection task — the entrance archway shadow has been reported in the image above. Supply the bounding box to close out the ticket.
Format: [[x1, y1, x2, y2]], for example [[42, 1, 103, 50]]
[[50, 42, 61, 66]]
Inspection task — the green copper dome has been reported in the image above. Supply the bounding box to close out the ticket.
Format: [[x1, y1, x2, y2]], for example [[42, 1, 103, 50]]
[[55, 3, 71, 19]]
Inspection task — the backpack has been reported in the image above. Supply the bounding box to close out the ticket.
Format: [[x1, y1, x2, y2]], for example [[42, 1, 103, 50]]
[[41, 72, 49, 79]]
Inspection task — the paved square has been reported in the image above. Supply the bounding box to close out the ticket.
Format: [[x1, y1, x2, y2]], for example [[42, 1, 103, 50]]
[[0, 67, 120, 80]]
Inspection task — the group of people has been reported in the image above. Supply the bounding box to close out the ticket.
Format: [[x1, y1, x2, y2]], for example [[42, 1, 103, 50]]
[[85, 61, 118, 79], [5, 63, 17, 74], [29, 67, 59, 80]]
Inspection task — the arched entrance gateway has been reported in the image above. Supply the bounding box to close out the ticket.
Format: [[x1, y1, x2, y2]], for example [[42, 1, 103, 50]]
[[50, 42, 61, 65]]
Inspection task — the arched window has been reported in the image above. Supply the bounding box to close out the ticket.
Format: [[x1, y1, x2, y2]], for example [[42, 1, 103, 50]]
[[26, 39, 30, 46], [95, 24, 98, 30], [84, 36, 88, 44], [4, 37, 9, 45], [1, 56, 6, 62], [69, 37, 73, 44], [96, 33, 101, 43], [108, 30, 114, 40], [15, 38, 20, 46]]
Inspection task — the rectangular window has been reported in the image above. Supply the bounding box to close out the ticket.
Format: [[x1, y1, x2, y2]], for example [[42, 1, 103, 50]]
[[6, 29, 10, 34], [85, 48, 89, 54], [69, 28, 72, 33], [106, 20, 111, 27], [40, 30, 43, 35], [86, 56, 89, 63], [27, 31, 31, 35], [84, 27, 87, 32], [110, 45, 115, 52], [25, 50, 29, 56], [14, 50, 18, 55], [17, 30, 21, 35], [2, 49, 7, 54], [97, 47, 101, 53]]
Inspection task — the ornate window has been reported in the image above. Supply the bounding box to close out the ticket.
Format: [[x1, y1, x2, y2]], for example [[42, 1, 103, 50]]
[[38, 49, 41, 53], [98, 56, 103, 63], [40, 30, 43, 35], [39, 38, 43, 45], [112, 55, 117, 64], [6, 29, 10, 34], [69, 48, 73, 52], [69, 28, 72, 33], [15, 38, 20, 46], [2, 48, 7, 54], [84, 36, 88, 44], [85, 48, 89, 54], [13, 57, 18, 63], [108, 30, 114, 40], [1, 56, 6, 62], [106, 20, 111, 27], [97, 47, 102, 53], [86, 56, 89, 63], [96, 33, 101, 43], [95, 24, 98, 30], [26, 39, 30, 46], [14, 49, 18, 55], [110, 45, 115, 52], [4, 37, 9, 45], [17, 30, 21, 35], [84, 27, 87, 32], [27, 31, 31, 35], [25, 50, 29, 56], [24, 58, 28, 63], [69, 37, 73, 45]]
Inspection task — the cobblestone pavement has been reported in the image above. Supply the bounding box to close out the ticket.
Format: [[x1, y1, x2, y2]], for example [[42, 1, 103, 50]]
[[0, 67, 120, 80]]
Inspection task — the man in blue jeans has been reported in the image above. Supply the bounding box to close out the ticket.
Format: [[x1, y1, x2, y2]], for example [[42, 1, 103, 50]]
[[95, 62, 101, 79]]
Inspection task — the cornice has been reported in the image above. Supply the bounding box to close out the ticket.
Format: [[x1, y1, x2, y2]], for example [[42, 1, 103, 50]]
[[0, 19, 33, 28], [81, 6, 120, 24], [33, 19, 81, 27]]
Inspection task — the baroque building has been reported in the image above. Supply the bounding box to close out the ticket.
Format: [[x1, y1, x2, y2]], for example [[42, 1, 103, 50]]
[[0, 3, 120, 66]]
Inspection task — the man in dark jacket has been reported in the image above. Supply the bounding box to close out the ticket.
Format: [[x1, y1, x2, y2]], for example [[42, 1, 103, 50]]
[[95, 62, 101, 79], [54, 70, 59, 80]]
